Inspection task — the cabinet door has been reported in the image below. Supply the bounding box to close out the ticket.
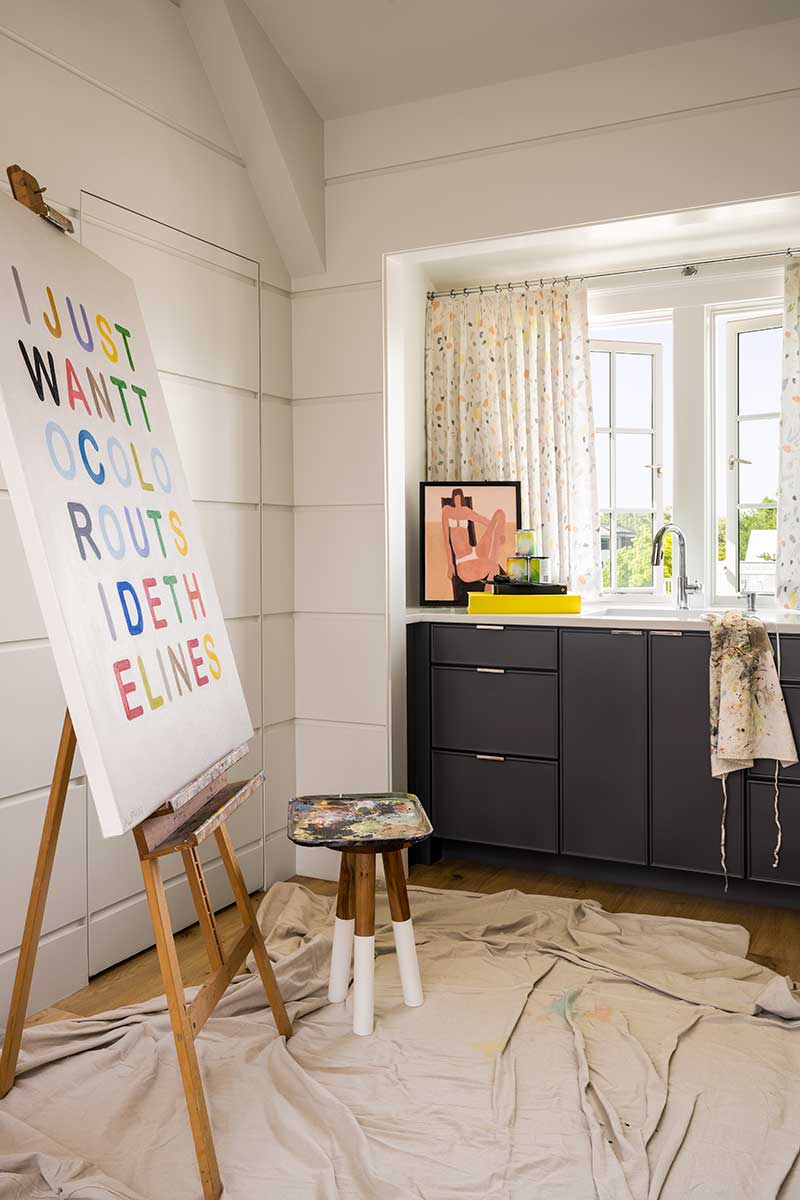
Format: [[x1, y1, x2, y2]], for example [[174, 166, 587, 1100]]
[[561, 629, 647, 864], [650, 632, 743, 877], [749, 780, 800, 885]]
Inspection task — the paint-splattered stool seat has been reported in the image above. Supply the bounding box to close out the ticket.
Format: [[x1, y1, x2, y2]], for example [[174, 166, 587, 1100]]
[[287, 792, 433, 1036]]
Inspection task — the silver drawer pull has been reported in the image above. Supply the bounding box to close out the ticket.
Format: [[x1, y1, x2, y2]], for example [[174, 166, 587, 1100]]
[[476, 667, 505, 673], [611, 629, 643, 635], [476, 754, 505, 762], [476, 624, 504, 631], [652, 630, 683, 637]]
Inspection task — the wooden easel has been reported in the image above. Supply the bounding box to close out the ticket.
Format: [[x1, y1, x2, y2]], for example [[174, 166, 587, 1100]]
[[0, 169, 292, 1200]]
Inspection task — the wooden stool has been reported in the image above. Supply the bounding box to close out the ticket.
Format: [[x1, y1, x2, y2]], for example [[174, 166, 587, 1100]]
[[288, 792, 432, 1036]]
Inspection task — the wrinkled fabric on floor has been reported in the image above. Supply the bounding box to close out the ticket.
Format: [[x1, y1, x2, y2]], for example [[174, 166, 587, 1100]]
[[2, 882, 800, 1199]]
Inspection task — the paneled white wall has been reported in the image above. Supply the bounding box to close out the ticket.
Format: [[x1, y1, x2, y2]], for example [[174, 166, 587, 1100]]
[[0, 2, 295, 1020], [291, 282, 388, 878]]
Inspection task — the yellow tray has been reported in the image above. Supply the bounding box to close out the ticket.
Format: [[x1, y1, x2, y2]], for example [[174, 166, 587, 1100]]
[[467, 592, 582, 615]]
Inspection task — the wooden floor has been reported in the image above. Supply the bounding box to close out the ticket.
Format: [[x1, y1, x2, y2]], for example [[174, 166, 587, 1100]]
[[26, 859, 800, 1026]]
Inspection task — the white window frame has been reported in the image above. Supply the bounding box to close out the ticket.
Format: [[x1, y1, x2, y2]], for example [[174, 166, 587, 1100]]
[[715, 310, 782, 601], [592, 339, 664, 594]]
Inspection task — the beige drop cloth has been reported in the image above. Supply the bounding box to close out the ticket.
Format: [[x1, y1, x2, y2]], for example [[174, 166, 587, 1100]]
[[3, 882, 800, 1199]]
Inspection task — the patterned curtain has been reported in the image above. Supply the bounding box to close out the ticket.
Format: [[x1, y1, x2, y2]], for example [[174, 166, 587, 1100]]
[[776, 261, 800, 608], [425, 282, 602, 594]]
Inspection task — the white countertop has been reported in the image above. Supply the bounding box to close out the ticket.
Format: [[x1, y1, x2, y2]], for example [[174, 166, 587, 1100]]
[[406, 604, 800, 633]]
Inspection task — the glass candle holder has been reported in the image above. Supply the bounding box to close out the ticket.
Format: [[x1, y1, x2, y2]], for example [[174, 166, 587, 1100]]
[[515, 529, 537, 557], [506, 556, 530, 583]]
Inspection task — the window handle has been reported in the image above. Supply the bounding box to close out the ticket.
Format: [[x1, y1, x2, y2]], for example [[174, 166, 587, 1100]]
[[728, 454, 752, 470], [644, 464, 663, 477]]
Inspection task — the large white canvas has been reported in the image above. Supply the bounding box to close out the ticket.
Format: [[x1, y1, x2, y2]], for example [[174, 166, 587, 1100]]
[[0, 194, 253, 837]]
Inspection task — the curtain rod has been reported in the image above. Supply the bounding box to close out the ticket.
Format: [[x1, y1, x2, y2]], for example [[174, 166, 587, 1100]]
[[426, 246, 799, 300]]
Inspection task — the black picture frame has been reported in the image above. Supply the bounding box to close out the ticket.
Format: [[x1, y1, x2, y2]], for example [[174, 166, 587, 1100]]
[[419, 480, 523, 607]]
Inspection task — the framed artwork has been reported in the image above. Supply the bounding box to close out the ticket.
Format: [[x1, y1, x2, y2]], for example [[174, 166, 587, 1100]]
[[420, 480, 522, 606]]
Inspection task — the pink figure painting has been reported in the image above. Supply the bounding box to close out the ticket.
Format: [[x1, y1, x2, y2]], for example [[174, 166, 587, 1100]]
[[421, 482, 521, 605]]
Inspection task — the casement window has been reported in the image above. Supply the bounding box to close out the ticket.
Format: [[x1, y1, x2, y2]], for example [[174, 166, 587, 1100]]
[[713, 310, 782, 600], [590, 340, 665, 592]]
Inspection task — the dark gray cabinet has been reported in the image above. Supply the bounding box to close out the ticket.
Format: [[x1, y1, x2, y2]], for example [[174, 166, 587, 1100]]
[[560, 629, 648, 864], [408, 619, 800, 905], [649, 631, 743, 877]]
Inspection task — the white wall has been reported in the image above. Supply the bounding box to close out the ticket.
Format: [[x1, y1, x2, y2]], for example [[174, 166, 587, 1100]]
[[0, 0, 295, 1019], [288, 19, 800, 871]]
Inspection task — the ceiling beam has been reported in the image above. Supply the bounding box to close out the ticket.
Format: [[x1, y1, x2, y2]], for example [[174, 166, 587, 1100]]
[[182, 0, 325, 278]]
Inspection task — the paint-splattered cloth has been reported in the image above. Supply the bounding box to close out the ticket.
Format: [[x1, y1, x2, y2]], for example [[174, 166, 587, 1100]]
[[705, 610, 797, 777], [4, 882, 800, 1199]]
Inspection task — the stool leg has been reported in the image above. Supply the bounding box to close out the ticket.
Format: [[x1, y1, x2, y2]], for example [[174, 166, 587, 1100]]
[[353, 854, 376, 1037], [382, 851, 423, 1008], [329, 852, 355, 1003]]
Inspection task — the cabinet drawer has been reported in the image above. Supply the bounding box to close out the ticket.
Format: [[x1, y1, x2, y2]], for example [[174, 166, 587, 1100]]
[[432, 751, 557, 852], [752, 684, 800, 781], [778, 636, 800, 682], [431, 624, 557, 671], [748, 781, 800, 885], [432, 666, 558, 759]]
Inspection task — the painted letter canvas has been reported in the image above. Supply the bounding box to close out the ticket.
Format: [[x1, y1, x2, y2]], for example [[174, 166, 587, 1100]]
[[0, 194, 253, 836]]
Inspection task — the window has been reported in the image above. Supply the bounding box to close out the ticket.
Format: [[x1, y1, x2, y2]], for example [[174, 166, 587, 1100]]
[[714, 310, 782, 599], [590, 339, 664, 591]]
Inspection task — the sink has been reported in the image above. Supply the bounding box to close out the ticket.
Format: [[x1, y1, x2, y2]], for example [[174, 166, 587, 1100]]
[[597, 605, 789, 623], [598, 606, 699, 619]]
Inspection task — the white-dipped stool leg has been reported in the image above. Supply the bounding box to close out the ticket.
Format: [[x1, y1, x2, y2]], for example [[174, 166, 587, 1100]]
[[352, 934, 375, 1036], [382, 849, 424, 1011], [328, 916, 354, 1003], [353, 853, 377, 1036], [392, 918, 423, 1007]]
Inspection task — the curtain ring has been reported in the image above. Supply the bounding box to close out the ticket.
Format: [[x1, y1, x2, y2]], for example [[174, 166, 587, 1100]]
[[495, 283, 501, 293], [479, 285, 483, 295], [540, 278, 544, 288], [450, 288, 456, 298], [524, 280, 529, 289], [507, 282, 513, 291]]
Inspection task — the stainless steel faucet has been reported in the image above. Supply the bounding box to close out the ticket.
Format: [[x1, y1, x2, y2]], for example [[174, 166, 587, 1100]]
[[651, 523, 702, 610]]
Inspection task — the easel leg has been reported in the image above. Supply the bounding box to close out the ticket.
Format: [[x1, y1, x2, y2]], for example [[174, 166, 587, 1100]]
[[214, 823, 292, 1037], [182, 847, 224, 972], [0, 711, 76, 1097], [135, 834, 222, 1200]]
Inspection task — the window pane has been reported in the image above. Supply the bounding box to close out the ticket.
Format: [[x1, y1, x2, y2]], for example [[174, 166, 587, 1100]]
[[615, 352, 652, 428], [615, 512, 653, 588], [600, 512, 610, 589], [615, 432, 652, 509], [738, 417, 779, 505], [738, 506, 777, 594], [596, 431, 610, 508], [738, 326, 781, 416], [591, 351, 610, 426]]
